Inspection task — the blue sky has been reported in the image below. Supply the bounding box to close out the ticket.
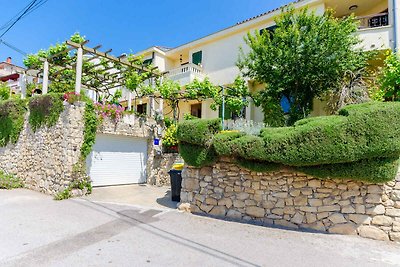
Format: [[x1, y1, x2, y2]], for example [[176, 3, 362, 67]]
[[0, 0, 292, 66]]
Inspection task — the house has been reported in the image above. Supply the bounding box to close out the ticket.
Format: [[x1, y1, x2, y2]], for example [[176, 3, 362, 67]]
[[127, 0, 398, 122], [0, 57, 28, 96]]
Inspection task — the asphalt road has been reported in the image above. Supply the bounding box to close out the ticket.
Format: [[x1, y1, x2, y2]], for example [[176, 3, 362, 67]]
[[1, 189, 400, 267]]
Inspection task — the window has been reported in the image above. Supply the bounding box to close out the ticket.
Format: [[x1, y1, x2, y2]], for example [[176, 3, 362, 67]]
[[260, 25, 278, 36], [143, 58, 152, 66], [136, 103, 147, 115], [192, 51, 202, 65], [369, 14, 389, 28], [191, 103, 202, 118]]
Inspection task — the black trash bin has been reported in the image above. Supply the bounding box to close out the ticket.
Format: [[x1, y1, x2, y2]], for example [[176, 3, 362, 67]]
[[168, 169, 182, 202]]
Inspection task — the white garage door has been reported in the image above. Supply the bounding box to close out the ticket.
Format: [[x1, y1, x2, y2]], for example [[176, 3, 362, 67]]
[[87, 134, 148, 187]]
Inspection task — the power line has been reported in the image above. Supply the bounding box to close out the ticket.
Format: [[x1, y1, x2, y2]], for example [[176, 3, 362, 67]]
[[0, 0, 49, 57], [0, 0, 38, 38], [0, 0, 36, 31], [0, 39, 27, 56], [0, 0, 48, 32]]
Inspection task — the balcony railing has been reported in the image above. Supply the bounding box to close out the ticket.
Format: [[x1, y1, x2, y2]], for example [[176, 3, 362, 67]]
[[164, 63, 206, 83], [356, 13, 389, 29]]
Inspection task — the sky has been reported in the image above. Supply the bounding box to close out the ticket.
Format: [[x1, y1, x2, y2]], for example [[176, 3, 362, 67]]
[[0, 0, 293, 67]]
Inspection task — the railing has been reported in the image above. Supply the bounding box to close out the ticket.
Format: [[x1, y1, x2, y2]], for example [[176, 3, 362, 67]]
[[165, 63, 205, 79], [356, 13, 389, 29]]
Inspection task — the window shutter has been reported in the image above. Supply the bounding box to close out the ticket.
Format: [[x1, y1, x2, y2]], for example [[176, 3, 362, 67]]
[[192, 51, 202, 65]]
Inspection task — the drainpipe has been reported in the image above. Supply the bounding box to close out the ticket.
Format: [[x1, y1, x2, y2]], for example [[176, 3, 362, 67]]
[[393, 0, 399, 51], [220, 86, 225, 130]]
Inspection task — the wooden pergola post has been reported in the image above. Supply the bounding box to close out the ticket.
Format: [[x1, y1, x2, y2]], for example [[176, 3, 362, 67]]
[[42, 60, 49, 94], [75, 47, 83, 94]]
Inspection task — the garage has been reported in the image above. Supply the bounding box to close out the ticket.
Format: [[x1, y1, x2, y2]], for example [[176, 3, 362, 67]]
[[86, 134, 148, 187]]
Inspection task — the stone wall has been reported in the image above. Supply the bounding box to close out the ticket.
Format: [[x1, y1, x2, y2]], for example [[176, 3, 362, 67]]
[[180, 158, 400, 242], [149, 153, 181, 186], [0, 103, 85, 195]]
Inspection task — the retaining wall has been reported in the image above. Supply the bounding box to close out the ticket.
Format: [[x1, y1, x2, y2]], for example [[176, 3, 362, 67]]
[[0, 103, 85, 195], [180, 158, 400, 242]]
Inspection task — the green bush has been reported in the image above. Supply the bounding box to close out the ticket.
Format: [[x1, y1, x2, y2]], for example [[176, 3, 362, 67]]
[[176, 102, 400, 182], [29, 93, 64, 132], [178, 142, 217, 167], [213, 131, 245, 155], [177, 118, 221, 146], [163, 124, 178, 148], [300, 157, 399, 183], [0, 170, 23, 189], [236, 158, 280, 173], [264, 102, 400, 166], [0, 99, 27, 147]]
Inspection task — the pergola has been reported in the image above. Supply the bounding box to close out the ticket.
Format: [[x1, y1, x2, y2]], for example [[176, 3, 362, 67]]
[[25, 40, 160, 112]]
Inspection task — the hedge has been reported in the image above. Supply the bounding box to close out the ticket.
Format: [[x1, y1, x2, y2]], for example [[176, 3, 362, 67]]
[[178, 142, 217, 167], [176, 118, 221, 146], [176, 102, 400, 182], [0, 99, 27, 147]]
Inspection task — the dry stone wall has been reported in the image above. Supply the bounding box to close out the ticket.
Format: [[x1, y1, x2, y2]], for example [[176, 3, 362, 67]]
[[0, 103, 85, 195], [180, 158, 400, 242]]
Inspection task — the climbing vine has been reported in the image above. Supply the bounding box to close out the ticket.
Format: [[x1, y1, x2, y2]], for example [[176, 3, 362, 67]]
[[0, 99, 27, 147]]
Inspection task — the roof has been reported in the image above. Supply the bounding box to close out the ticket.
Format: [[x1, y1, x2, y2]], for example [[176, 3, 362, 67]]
[[236, 0, 304, 25], [0, 61, 26, 70], [138, 0, 309, 55], [155, 46, 172, 52]]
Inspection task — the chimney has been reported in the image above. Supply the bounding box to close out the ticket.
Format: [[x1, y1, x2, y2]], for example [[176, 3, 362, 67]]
[[6, 57, 11, 63]]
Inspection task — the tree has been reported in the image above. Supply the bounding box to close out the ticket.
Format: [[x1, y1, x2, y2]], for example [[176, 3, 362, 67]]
[[238, 6, 370, 125], [374, 51, 400, 102]]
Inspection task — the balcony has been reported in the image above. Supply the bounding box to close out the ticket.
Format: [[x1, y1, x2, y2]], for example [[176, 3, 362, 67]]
[[164, 63, 206, 85], [356, 13, 393, 51]]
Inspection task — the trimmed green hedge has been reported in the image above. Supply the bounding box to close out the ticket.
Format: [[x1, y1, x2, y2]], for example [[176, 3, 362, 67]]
[[178, 142, 217, 167], [300, 157, 400, 183], [0, 99, 27, 147], [176, 118, 221, 146], [29, 93, 64, 132], [177, 102, 400, 182]]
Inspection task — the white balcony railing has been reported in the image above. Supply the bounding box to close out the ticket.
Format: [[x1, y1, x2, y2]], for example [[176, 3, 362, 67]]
[[355, 13, 393, 51], [356, 13, 389, 29], [164, 63, 206, 84]]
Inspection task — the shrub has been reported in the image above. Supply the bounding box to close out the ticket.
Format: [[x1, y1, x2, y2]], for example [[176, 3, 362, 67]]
[[178, 142, 217, 167], [0, 99, 27, 146], [163, 124, 178, 148], [213, 131, 245, 155], [257, 102, 400, 166], [300, 157, 399, 183], [0, 170, 23, 189], [176, 118, 221, 146], [28, 93, 64, 132], [176, 102, 400, 182], [236, 158, 280, 173], [95, 102, 124, 122]]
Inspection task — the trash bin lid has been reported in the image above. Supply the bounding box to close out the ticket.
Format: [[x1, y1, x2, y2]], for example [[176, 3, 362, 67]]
[[172, 163, 184, 170]]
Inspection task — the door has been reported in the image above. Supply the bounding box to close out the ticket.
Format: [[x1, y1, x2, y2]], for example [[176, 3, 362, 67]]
[[87, 134, 148, 187]]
